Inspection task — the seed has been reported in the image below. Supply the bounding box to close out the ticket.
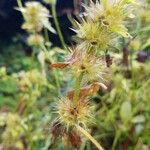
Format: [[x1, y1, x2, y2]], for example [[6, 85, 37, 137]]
[[91, 41, 97, 45], [103, 20, 109, 26], [99, 15, 105, 20], [81, 65, 86, 70]]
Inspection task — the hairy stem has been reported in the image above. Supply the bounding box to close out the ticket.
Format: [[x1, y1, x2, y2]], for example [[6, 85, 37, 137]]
[[73, 74, 83, 106], [76, 125, 104, 150]]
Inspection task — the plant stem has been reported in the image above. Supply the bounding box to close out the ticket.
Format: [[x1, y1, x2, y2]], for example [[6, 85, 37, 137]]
[[112, 130, 121, 150], [76, 125, 104, 150], [51, 4, 67, 51], [16, 0, 26, 19], [40, 44, 61, 95], [73, 74, 83, 106], [44, 28, 50, 47], [129, 49, 133, 78], [17, 0, 23, 8]]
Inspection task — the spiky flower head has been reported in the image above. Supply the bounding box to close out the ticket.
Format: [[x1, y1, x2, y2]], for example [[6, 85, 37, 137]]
[[74, 0, 136, 51], [74, 0, 138, 53], [20, 2, 55, 33], [75, 20, 116, 50], [70, 49, 109, 83], [51, 46, 109, 82], [55, 97, 93, 129], [83, 0, 134, 38]]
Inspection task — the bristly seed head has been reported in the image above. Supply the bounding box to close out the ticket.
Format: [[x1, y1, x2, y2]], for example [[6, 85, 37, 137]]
[[71, 51, 109, 83], [55, 97, 94, 129]]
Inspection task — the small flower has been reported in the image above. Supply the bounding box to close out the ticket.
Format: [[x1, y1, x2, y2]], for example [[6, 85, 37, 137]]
[[19, 2, 55, 33], [27, 34, 44, 46], [55, 97, 93, 129], [1, 113, 25, 150]]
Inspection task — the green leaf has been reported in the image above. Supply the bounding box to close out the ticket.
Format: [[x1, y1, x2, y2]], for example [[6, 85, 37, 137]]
[[141, 38, 150, 50], [132, 115, 145, 124], [120, 101, 132, 122], [0, 78, 17, 93], [42, 20, 56, 34]]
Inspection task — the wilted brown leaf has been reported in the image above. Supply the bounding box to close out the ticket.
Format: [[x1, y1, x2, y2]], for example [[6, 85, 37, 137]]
[[51, 63, 69, 69], [67, 130, 81, 149], [67, 82, 107, 100], [51, 48, 81, 69]]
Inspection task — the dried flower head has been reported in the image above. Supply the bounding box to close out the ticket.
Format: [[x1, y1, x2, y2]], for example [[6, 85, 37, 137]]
[[51, 47, 109, 82], [71, 51, 108, 82], [19, 2, 55, 33], [74, 20, 115, 50], [77, 0, 135, 46], [55, 97, 93, 129], [102, 1, 131, 37]]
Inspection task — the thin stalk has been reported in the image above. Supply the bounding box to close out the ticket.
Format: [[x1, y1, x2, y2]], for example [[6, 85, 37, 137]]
[[112, 130, 121, 150], [40, 44, 50, 59], [129, 49, 133, 78], [73, 74, 83, 106], [17, 0, 23, 8], [44, 28, 50, 47], [40, 44, 61, 95], [16, 0, 26, 19], [76, 125, 104, 150], [51, 4, 67, 51]]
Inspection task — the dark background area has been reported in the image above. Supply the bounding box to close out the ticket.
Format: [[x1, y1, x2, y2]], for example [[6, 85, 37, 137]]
[[0, 0, 76, 46]]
